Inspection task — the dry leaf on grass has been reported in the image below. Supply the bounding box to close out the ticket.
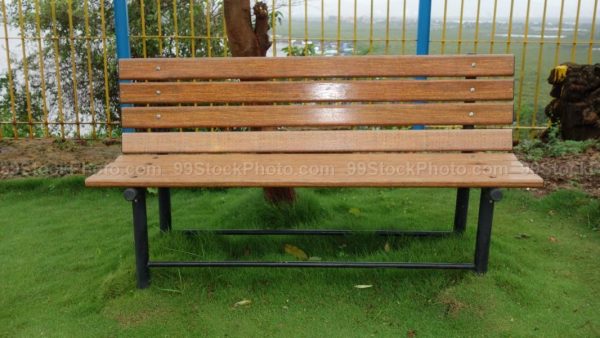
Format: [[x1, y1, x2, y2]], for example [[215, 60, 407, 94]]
[[233, 299, 251, 307], [284, 244, 309, 260], [354, 284, 373, 289]]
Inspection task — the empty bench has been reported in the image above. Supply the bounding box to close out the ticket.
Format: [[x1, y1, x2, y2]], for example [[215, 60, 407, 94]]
[[86, 55, 543, 289]]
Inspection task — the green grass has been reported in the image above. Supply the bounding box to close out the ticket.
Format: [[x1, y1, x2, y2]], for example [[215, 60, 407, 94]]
[[1, 177, 599, 336]]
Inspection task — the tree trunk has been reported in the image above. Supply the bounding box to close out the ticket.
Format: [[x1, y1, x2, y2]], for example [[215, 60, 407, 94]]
[[223, 0, 296, 204]]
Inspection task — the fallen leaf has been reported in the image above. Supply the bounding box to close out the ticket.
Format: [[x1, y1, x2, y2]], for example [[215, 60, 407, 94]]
[[284, 244, 309, 260], [354, 284, 373, 289], [549, 236, 558, 243], [349, 207, 361, 217], [384, 241, 391, 252], [233, 299, 251, 307], [407, 329, 417, 337]]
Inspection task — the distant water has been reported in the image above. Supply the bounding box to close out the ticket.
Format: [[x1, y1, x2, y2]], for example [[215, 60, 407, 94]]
[[496, 34, 566, 39]]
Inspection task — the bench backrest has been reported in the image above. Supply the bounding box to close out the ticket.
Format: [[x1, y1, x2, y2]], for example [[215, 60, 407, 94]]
[[118, 55, 514, 154]]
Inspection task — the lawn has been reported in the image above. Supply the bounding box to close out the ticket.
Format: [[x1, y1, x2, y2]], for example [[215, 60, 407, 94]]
[[0, 177, 599, 336]]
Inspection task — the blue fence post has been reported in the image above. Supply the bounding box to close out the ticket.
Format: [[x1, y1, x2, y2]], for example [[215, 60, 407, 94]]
[[114, 0, 133, 133], [414, 0, 432, 130], [416, 0, 432, 56]]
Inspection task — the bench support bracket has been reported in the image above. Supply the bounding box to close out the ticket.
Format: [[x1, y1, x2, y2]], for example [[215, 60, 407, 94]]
[[158, 188, 172, 232], [124, 188, 151, 289], [453, 188, 470, 233], [474, 188, 502, 274]]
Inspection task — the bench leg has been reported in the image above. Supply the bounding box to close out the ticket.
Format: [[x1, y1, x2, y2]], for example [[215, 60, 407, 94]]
[[453, 188, 470, 234], [474, 188, 503, 274], [124, 188, 151, 289], [158, 188, 172, 233]]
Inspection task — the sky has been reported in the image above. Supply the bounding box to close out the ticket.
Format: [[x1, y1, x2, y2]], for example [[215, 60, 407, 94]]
[[284, 0, 599, 20]]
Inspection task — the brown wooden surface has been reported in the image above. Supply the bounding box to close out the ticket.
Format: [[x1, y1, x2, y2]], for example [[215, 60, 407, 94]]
[[120, 79, 514, 104], [121, 129, 513, 154], [85, 153, 543, 188], [119, 55, 514, 80], [122, 102, 514, 128]]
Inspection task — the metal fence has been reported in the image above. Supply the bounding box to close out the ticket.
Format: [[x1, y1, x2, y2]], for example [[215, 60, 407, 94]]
[[1, 0, 598, 140]]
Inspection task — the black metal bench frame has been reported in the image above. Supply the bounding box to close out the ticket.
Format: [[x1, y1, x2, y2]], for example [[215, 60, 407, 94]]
[[123, 187, 503, 289]]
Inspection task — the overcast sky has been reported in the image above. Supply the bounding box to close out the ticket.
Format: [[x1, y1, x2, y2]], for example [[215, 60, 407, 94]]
[[284, 0, 599, 20]]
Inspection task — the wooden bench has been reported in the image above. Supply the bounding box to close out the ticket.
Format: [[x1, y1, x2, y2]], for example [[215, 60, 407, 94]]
[[86, 55, 543, 289]]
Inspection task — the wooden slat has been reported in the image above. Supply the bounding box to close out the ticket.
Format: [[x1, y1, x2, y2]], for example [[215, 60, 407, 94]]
[[85, 153, 543, 188], [122, 103, 514, 128], [119, 55, 515, 80], [120, 79, 514, 104], [121, 129, 513, 154]]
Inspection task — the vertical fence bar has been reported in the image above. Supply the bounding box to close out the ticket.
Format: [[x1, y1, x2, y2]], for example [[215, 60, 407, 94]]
[[17, 0, 33, 138], [473, 0, 481, 54], [336, 0, 341, 54], [516, 0, 532, 140], [115, 0, 133, 133], [206, 0, 212, 57], [368, 0, 374, 53], [272, 0, 277, 56], [100, 0, 113, 138], [440, 0, 448, 54], [288, 0, 292, 52], [532, 0, 548, 134], [353, 0, 357, 54], [172, 0, 179, 56], [33, 0, 49, 137], [304, 0, 308, 54], [67, 0, 81, 138], [189, 0, 195, 57], [505, 0, 515, 53], [570, 0, 582, 62], [222, 3, 227, 56], [384, 0, 390, 55], [414, 0, 432, 131], [457, 0, 464, 54], [50, 0, 65, 139], [83, 0, 97, 138], [156, 0, 163, 53], [553, 0, 565, 66], [489, 0, 498, 53], [1, 0, 17, 138], [401, 0, 406, 55], [321, 0, 325, 55], [589, 0, 599, 64], [140, 0, 147, 57]]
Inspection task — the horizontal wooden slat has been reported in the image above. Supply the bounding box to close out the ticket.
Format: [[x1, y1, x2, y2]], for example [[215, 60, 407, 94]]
[[122, 130, 513, 154], [85, 153, 543, 188], [122, 103, 514, 128], [119, 55, 515, 80], [120, 79, 514, 104]]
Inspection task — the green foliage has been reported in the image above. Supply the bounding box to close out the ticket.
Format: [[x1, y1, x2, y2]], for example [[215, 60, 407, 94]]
[[282, 43, 316, 56], [0, 0, 225, 138], [516, 126, 600, 161]]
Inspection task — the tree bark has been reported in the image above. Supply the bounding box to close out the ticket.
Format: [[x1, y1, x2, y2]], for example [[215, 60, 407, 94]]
[[223, 0, 296, 204]]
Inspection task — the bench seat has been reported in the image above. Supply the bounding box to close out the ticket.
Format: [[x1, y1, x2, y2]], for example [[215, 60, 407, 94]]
[[85, 153, 542, 188]]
